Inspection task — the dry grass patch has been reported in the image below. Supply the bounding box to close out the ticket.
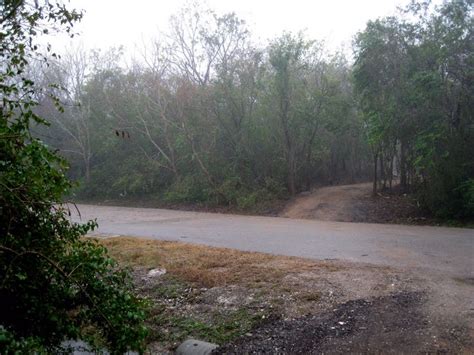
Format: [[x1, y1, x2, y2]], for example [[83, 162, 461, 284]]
[[97, 236, 347, 350], [99, 236, 341, 288], [95, 237, 423, 352]]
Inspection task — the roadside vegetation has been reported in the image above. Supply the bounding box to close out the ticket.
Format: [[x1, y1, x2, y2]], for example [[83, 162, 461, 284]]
[[34, 0, 473, 220], [353, 0, 473, 219], [0, 1, 147, 352]]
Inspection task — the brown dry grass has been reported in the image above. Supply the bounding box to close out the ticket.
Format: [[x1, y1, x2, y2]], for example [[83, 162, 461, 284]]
[[99, 237, 341, 288]]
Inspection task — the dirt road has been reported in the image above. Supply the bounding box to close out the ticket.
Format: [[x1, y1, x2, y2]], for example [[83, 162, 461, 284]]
[[281, 182, 373, 221]]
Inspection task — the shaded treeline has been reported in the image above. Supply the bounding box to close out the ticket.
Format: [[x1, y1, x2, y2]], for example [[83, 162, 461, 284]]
[[35, 0, 473, 218], [35, 5, 370, 210]]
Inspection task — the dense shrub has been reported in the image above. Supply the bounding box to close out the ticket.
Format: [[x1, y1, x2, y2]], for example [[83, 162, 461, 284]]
[[1, 1, 148, 352], [163, 175, 211, 203]]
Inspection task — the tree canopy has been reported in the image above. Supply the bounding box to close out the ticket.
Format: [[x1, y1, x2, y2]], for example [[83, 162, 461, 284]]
[[29, 1, 473, 220]]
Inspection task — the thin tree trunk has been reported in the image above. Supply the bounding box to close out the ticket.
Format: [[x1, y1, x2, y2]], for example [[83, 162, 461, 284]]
[[380, 154, 386, 190], [305, 151, 312, 192], [373, 152, 378, 196], [400, 139, 407, 192], [288, 149, 296, 196], [389, 155, 394, 191], [84, 155, 91, 183]]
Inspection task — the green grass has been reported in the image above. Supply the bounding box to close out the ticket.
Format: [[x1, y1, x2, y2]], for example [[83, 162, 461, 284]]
[[145, 274, 264, 346], [150, 309, 263, 345], [153, 277, 189, 299]]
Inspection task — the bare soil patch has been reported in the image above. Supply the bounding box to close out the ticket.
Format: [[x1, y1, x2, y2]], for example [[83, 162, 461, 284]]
[[217, 292, 433, 354], [281, 182, 433, 224], [100, 237, 473, 354]]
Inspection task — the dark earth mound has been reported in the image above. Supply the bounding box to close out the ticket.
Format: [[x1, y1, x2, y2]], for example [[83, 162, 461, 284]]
[[215, 292, 469, 354]]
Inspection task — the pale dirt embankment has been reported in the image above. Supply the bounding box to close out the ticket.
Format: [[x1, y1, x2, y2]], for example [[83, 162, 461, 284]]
[[280, 182, 432, 224], [281, 182, 373, 221]]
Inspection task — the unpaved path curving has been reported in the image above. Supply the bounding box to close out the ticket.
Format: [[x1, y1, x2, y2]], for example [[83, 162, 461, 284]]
[[281, 183, 373, 221], [280, 182, 429, 225]]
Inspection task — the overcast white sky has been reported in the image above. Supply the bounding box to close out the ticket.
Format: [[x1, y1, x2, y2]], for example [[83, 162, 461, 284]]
[[57, 0, 419, 56]]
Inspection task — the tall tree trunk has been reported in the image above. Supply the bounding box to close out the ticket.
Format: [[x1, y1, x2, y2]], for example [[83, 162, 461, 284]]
[[389, 155, 394, 191], [288, 149, 296, 196], [304, 127, 318, 191], [84, 155, 91, 183], [379, 154, 386, 190], [373, 152, 378, 196], [400, 139, 407, 192], [305, 147, 312, 191]]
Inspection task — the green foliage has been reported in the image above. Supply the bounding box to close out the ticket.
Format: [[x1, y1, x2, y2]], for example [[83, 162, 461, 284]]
[[236, 192, 259, 210], [353, 0, 473, 218], [163, 176, 211, 204], [215, 177, 246, 205], [77, 154, 161, 199], [1, 1, 147, 352], [458, 179, 474, 215], [0, 327, 44, 354], [415, 131, 474, 219], [236, 178, 288, 210], [39, 4, 369, 207]]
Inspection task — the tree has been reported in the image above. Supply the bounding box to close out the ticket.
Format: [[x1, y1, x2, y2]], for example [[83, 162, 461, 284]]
[[34, 45, 98, 182], [353, 0, 473, 217], [36, 3, 371, 209], [353, 16, 414, 193], [408, 0, 474, 217], [267, 33, 349, 195], [0, 1, 147, 352]]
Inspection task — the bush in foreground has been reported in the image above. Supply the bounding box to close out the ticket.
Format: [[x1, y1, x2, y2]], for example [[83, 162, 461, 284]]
[[0, 1, 147, 352]]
